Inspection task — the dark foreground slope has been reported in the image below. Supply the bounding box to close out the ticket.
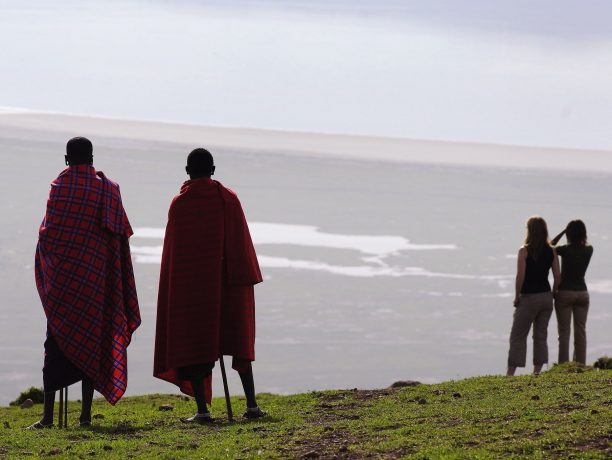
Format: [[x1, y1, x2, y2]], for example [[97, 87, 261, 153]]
[[1, 364, 610, 459]]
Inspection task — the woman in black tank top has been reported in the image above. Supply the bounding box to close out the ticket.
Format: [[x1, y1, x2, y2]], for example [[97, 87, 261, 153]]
[[507, 216, 560, 376]]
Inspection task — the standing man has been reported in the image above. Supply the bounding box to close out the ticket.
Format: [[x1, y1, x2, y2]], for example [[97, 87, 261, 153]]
[[30, 137, 141, 428], [154, 148, 266, 423]]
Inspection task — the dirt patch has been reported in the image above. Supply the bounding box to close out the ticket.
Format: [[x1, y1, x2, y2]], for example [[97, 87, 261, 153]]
[[319, 389, 395, 404], [571, 435, 611, 454], [313, 390, 391, 422], [292, 428, 362, 459]]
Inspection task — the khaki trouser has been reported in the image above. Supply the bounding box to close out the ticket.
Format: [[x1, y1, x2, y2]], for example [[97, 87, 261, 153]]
[[508, 292, 553, 367], [554, 290, 590, 364]]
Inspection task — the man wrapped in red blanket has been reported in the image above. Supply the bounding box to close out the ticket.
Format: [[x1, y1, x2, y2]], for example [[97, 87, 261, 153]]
[[154, 148, 266, 423], [30, 137, 141, 429]]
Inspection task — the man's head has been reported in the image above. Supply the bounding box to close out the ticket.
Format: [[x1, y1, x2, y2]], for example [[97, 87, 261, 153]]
[[186, 148, 215, 179], [65, 137, 94, 166]]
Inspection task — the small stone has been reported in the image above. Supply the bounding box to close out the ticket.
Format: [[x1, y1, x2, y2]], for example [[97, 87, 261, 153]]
[[159, 405, 174, 411], [433, 390, 444, 395], [339, 446, 348, 452], [103, 446, 113, 451], [303, 451, 320, 459], [572, 392, 582, 398], [389, 380, 421, 389], [591, 409, 599, 414], [47, 448, 62, 456], [20, 399, 34, 409], [3, 421, 10, 429], [93, 414, 105, 420], [531, 395, 540, 401], [416, 397, 427, 405], [452, 392, 462, 398]]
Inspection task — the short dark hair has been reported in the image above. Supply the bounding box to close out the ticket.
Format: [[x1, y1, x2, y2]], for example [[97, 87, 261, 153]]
[[187, 148, 215, 176], [566, 220, 587, 245], [66, 137, 93, 165]]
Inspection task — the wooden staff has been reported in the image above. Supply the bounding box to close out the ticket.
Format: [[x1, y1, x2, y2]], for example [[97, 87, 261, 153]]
[[58, 387, 64, 428], [63, 386, 68, 428], [58, 386, 68, 428], [219, 357, 233, 422]]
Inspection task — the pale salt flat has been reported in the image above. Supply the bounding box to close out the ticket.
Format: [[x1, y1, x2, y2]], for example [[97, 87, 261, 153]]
[[133, 223, 457, 257], [131, 224, 512, 281]]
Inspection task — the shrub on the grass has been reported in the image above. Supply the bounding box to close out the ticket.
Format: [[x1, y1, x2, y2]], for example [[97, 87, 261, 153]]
[[9, 387, 44, 406], [549, 362, 592, 373], [593, 355, 612, 370]]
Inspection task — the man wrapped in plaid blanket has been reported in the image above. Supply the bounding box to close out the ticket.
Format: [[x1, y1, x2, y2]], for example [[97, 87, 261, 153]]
[[29, 137, 141, 429]]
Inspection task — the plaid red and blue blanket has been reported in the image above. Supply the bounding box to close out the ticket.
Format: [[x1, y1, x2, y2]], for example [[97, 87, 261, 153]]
[[35, 165, 141, 404]]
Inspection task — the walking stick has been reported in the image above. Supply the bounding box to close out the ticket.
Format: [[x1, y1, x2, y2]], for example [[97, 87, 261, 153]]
[[219, 356, 233, 422], [58, 386, 68, 428], [64, 386, 68, 428], [58, 387, 64, 428]]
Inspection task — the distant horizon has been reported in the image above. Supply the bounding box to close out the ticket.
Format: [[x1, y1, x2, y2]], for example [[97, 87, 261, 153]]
[[1, 0, 612, 151], [3, 105, 612, 154]]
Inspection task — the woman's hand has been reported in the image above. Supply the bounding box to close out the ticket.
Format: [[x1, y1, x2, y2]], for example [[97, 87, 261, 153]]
[[513, 297, 520, 308]]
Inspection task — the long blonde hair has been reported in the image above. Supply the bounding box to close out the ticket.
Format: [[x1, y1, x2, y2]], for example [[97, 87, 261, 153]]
[[524, 216, 550, 259]]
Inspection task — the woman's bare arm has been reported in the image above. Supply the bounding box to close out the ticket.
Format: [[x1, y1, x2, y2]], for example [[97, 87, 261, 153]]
[[551, 248, 561, 294], [514, 247, 527, 307], [551, 229, 566, 246]]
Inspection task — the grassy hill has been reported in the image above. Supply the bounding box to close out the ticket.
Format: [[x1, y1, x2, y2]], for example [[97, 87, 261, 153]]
[[0, 364, 610, 459]]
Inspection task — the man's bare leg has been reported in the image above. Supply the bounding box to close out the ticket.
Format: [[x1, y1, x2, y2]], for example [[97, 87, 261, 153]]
[[237, 366, 267, 418], [42, 391, 55, 425], [190, 377, 210, 415], [80, 377, 94, 425], [27, 391, 55, 428], [182, 377, 213, 424], [238, 369, 258, 409]]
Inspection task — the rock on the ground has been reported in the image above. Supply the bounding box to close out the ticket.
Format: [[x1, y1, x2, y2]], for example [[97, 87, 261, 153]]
[[158, 404, 174, 411], [20, 399, 34, 409], [389, 380, 421, 388]]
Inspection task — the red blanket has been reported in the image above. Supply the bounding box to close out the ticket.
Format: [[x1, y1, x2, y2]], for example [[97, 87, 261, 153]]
[[35, 165, 141, 404], [154, 178, 262, 402]]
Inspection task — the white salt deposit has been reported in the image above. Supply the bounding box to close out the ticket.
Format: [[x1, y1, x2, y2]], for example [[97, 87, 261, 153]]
[[131, 223, 465, 279]]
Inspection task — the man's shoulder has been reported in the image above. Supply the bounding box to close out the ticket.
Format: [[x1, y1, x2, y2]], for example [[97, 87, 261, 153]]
[[216, 181, 241, 203], [96, 171, 120, 190]]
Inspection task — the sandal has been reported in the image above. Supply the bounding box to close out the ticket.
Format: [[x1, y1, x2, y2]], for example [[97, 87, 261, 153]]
[[181, 413, 214, 425], [243, 407, 268, 419], [26, 421, 53, 430]]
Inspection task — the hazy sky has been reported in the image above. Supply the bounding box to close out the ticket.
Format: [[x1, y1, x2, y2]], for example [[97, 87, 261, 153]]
[[1, 0, 611, 150]]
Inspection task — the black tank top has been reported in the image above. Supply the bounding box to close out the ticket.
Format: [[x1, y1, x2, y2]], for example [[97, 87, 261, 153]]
[[521, 245, 553, 294]]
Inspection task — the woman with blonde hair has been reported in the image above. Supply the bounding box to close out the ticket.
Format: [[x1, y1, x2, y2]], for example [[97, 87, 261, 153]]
[[507, 216, 560, 376], [551, 220, 593, 365]]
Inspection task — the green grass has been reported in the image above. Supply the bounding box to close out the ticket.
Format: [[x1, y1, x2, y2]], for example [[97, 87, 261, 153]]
[[1, 365, 610, 459]]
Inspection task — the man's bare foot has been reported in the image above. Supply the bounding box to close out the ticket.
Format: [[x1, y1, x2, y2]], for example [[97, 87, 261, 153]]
[[244, 407, 268, 419], [26, 420, 53, 430], [182, 413, 213, 424], [506, 366, 517, 376], [79, 418, 91, 427]]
